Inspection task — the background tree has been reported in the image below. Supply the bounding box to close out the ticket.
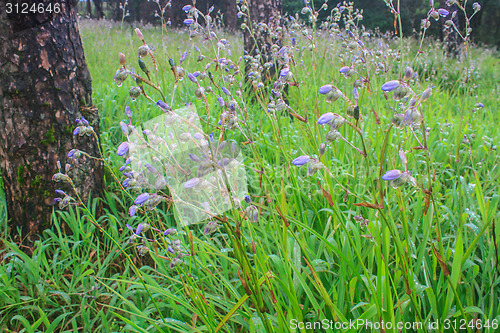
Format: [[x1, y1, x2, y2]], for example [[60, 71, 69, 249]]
[[0, 0, 103, 242], [243, 0, 283, 80]]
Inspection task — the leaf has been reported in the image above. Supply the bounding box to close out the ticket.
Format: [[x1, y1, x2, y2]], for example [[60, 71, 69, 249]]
[[317, 179, 334, 206], [432, 244, 450, 276], [353, 202, 381, 209]]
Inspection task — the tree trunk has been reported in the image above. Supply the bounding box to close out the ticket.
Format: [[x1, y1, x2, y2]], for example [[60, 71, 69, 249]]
[[0, 0, 103, 242], [94, 0, 104, 19], [224, 0, 238, 31], [243, 0, 282, 81], [87, 0, 92, 17]]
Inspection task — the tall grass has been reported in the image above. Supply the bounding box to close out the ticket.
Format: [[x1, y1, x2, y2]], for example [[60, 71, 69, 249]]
[[1, 1, 499, 332]]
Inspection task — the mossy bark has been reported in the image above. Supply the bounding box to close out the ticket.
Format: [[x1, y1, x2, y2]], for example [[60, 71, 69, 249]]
[[0, 0, 103, 242]]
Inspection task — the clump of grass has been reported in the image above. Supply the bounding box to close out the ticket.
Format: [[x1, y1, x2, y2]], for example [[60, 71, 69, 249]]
[[1, 0, 499, 332]]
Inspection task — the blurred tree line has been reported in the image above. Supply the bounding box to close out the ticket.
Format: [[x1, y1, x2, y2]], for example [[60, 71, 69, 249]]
[[78, 0, 499, 47]]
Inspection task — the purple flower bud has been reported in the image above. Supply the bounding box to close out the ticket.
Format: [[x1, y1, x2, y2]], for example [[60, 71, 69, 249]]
[[119, 165, 127, 172], [120, 121, 129, 136], [188, 153, 201, 162], [168, 246, 175, 254], [135, 223, 144, 234], [339, 66, 349, 73], [292, 155, 310, 166], [126, 224, 134, 232], [438, 8, 449, 17], [73, 127, 80, 136], [222, 87, 231, 95], [182, 5, 191, 12], [348, 30, 355, 38], [55, 189, 65, 196], [217, 96, 224, 106], [184, 178, 200, 188], [184, 18, 195, 26], [317, 112, 335, 125], [134, 193, 150, 205], [429, 0, 434, 7], [156, 100, 171, 112], [193, 132, 204, 140], [122, 178, 131, 188], [291, 37, 296, 46], [280, 68, 290, 77], [353, 88, 359, 100], [381, 80, 400, 92], [382, 169, 403, 181], [188, 73, 197, 83], [244, 195, 251, 203], [68, 149, 77, 157], [117, 142, 129, 156], [145, 163, 158, 174], [319, 85, 334, 95], [125, 105, 132, 118], [80, 117, 89, 126], [129, 205, 137, 217], [209, 133, 214, 142]]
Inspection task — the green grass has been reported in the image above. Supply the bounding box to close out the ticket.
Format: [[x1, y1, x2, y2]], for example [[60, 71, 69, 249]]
[[1, 11, 499, 333]]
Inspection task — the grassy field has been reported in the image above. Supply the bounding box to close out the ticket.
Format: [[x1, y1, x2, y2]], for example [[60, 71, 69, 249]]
[[1, 4, 500, 332]]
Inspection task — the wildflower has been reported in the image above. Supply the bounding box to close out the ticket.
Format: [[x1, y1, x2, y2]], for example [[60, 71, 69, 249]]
[[382, 169, 402, 180], [319, 84, 333, 95], [244, 195, 251, 203], [117, 142, 129, 156], [184, 18, 195, 26], [184, 178, 200, 188], [292, 155, 310, 166], [182, 5, 191, 12], [404, 67, 414, 81], [438, 8, 449, 17], [473, 2, 481, 12], [318, 142, 326, 156], [129, 205, 137, 217], [339, 66, 349, 74], [245, 205, 259, 222], [134, 193, 150, 205], [421, 87, 433, 102], [156, 100, 172, 112], [317, 112, 335, 125], [381, 80, 400, 92], [307, 159, 324, 176], [125, 105, 132, 118], [203, 220, 219, 235], [135, 28, 144, 42]]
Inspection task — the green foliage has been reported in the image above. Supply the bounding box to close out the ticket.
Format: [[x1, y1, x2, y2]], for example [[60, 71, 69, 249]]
[[1, 6, 499, 332]]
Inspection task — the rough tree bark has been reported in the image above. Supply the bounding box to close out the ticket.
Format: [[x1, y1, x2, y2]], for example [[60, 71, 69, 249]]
[[93, 0, 104, 19], [0, 0, 103, 241], [224, 0, 238, 31], [243, 0, 282, 80]]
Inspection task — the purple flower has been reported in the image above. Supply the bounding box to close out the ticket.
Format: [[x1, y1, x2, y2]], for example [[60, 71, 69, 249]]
[[134, 193, 150, 205], [319, 85, 333, 95], [55, 189, 66, 196], [244, 195, 251, 203], [381, 80, 400, 92], [122, 178, 131, 188], [188, 153, 201, 162], [291, 37, 296, 46], [438, 8, 449, 17], [339, 66, 349, 74], [292, 155, 310, 166], [188, 73, 197, 83], [117, 142, 129, 156], [280, 68, 290, 77], [353, 88, 359, 100], [125, 105, 132, 118], [184, 18, 195, 26], [73, 127, 80, 136], [184, 178, 200, 188], [382, 170, 403, 181], [135, 223, 144, 234], [317, 112, 335, 125], [217, 96, 224, 106], [156, 100, 171, 112], [68, 149, 77, 157], [182, 5, 191, 12], [222, 86, 231, 95]]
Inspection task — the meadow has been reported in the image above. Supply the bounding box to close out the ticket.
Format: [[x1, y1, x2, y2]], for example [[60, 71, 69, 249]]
[[1, 2, 499, 332]]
